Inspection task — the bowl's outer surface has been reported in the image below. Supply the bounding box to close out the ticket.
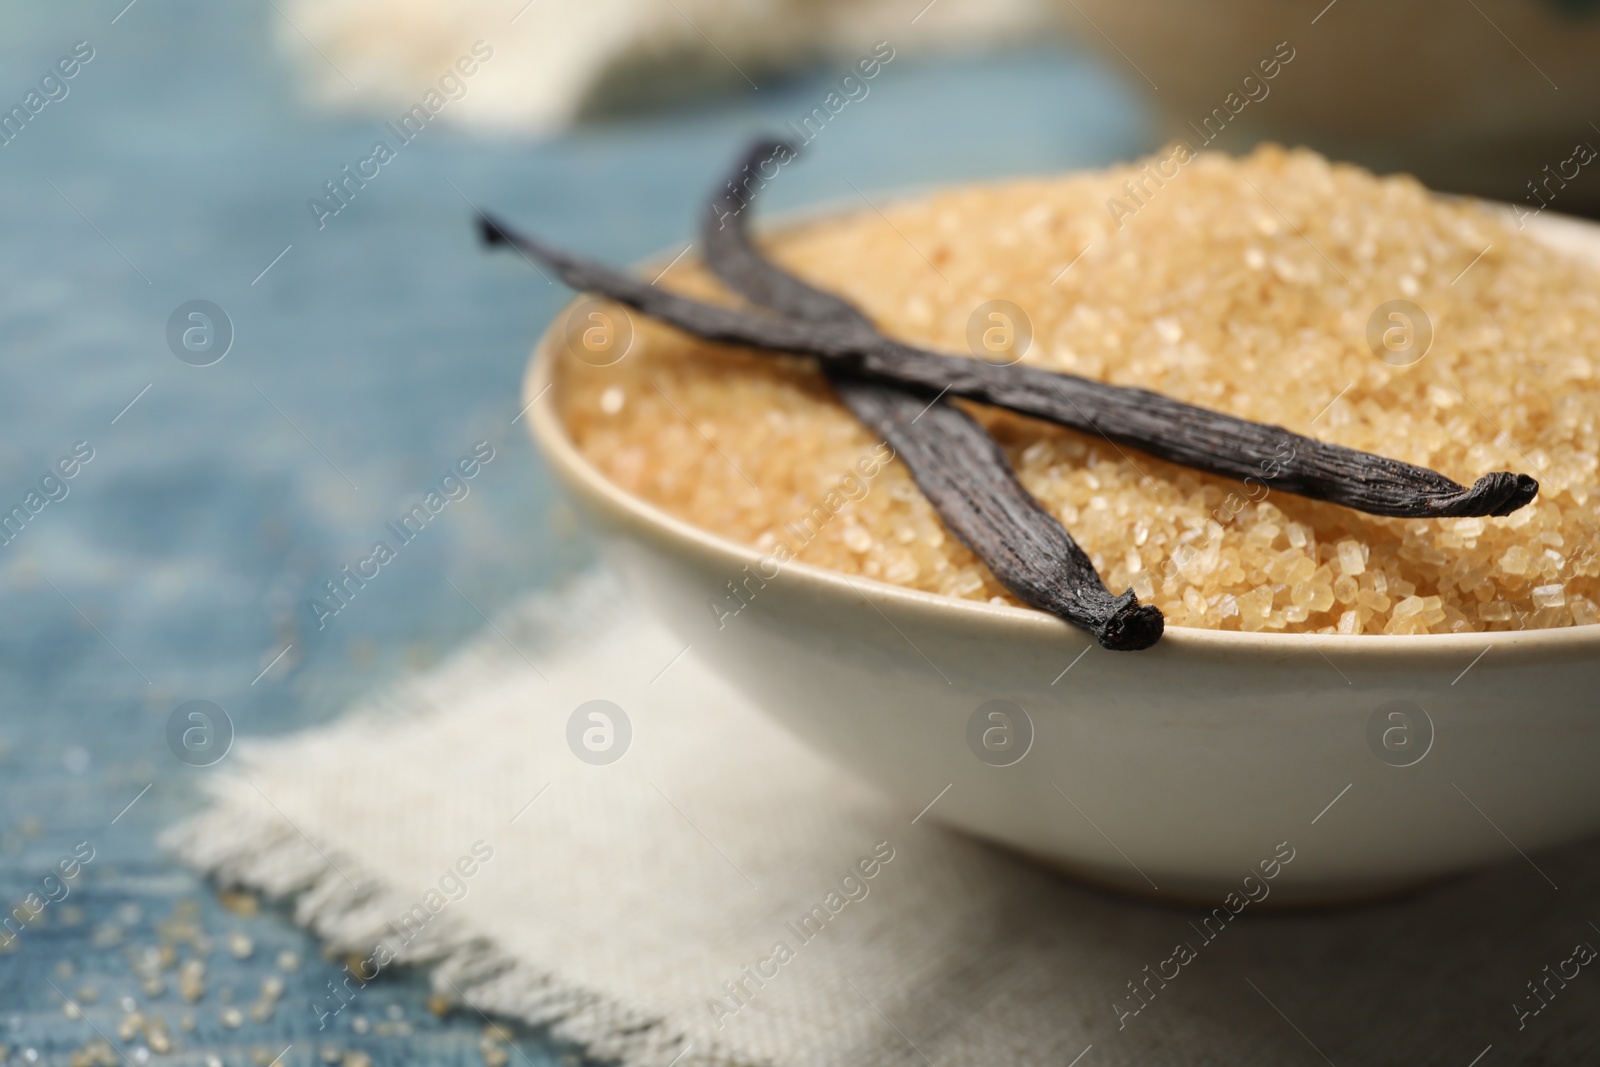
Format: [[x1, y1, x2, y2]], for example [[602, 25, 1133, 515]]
[[1066, 0, 1600, 210], [523, 207, 1600, 905]]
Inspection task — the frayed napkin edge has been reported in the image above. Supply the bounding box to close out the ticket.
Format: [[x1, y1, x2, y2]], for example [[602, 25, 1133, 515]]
[[161, 570, 749, 1067]]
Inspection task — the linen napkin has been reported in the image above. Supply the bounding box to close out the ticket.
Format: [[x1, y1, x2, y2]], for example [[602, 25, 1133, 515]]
[[167, 571, 1600, 1066]]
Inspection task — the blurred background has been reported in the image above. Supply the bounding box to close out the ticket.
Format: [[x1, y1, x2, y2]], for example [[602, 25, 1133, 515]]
[[2, 1, 1597, 1063]]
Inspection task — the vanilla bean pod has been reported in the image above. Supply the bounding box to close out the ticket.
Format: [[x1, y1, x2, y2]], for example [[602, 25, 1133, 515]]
[[702, 141, 874, 334], [700, 142, 1162, 649], [836, 376, 1164, 648], [480, 204, 1536, 520]]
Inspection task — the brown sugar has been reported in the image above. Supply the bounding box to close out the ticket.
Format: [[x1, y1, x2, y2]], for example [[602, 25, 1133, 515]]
[[558, 146, 1600, 635]]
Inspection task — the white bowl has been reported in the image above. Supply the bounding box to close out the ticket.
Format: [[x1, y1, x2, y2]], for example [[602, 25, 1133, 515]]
[[523, 208, 1600, 905], [1065, 0, 1600, 211]]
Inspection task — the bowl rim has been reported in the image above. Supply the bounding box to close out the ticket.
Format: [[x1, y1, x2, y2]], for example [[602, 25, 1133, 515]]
[[521, 189, 1600, 663]]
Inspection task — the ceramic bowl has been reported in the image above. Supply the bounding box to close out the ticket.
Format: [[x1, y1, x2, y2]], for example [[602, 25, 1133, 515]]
[[523, 208, 1600, 905], [1065, 0, 1600, 211]]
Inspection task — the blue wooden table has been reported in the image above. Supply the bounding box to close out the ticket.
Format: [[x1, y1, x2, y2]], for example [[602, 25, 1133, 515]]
[[0, 3, 1149, 1063]]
